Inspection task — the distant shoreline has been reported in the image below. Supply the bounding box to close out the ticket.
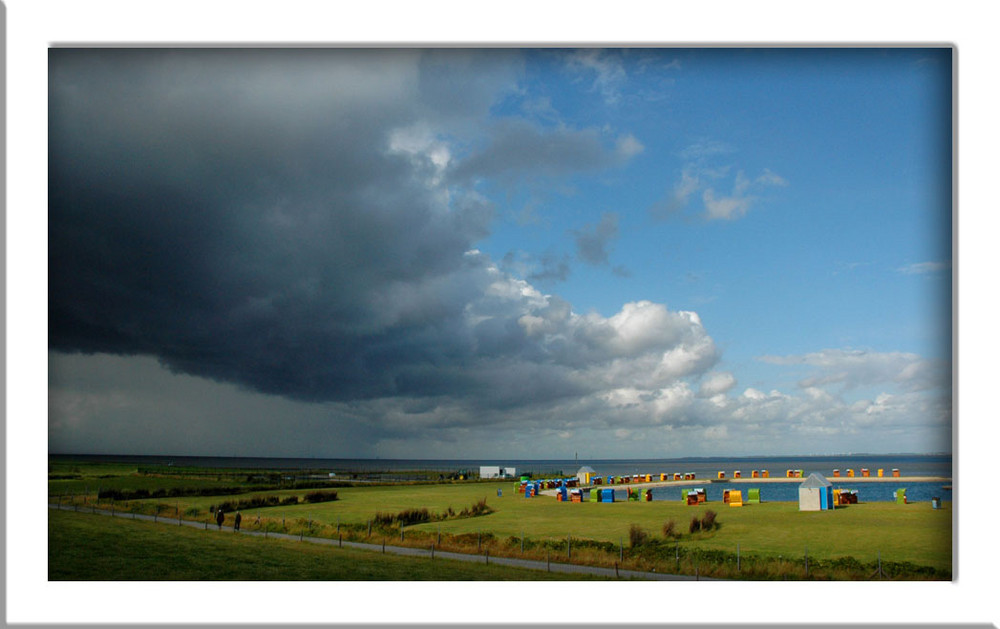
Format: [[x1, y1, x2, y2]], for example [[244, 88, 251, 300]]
[[49, 452, 953, 462]]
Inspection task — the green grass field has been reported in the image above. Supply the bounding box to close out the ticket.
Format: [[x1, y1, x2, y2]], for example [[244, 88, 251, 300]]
[[49, 460, 952, 579], [48, 509, 606, 580], [168, 481, 948, 569]]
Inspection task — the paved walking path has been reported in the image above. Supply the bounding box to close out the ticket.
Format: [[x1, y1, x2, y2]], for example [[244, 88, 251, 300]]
[[49, 503, 709, 581]]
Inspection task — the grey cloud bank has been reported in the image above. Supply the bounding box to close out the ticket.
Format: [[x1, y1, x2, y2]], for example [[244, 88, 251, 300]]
[[48, 49, 950, 458], [49, 49, 719, 456]]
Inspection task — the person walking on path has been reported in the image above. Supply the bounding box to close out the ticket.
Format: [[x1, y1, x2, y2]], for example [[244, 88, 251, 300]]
[[234, 511, 242, 532], [216, 509, 225, 530]]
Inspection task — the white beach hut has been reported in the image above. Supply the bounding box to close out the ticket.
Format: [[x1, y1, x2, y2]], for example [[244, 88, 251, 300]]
[[576, 466, 597, 485], [798, 473, 833, 511]]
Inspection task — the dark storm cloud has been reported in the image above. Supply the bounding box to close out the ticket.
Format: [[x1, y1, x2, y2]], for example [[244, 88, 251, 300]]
[[49, 49, 711, 419], [49, 49, 499, 402]]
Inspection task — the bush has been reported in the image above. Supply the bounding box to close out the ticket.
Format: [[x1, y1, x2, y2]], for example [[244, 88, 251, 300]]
[[303, 490, 338, 503], [628, 524, 649, 547], [662, 519, 678, 538], [214, 494, 289, 513], [397, 507, 431, 526], [372, 507, 432, 527], [701, 510, 717, 531], [689, 516, 702, 534]]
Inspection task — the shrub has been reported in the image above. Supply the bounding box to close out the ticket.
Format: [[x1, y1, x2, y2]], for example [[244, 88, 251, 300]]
[[472, 497, 490, 515], [662, 519, 678, 538], [455, 498, 493, 519], [397, 507, 431, 526], [303, 490, 338, 503], [689, 516, 702, 534], [628, 524, 649, 547], [701, 510, 717, 531], [213, 494, 290, 513]]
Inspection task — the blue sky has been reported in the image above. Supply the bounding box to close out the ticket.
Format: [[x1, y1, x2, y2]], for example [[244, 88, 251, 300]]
[[488, 49, 950, 376], [48, 47, 952, 458]]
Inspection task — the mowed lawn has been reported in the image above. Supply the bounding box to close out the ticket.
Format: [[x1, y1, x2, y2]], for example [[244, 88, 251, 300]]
[[48, 509, 606, 581], [165, 481, 952, 571]]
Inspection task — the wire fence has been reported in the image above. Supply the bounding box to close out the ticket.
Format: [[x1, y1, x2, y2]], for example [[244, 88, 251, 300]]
[[49, 496, 948, 581]]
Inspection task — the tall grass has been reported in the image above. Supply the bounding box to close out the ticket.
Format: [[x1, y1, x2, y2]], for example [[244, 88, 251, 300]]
[[56, 497, 949, 580], [628, 524, 649, 548]]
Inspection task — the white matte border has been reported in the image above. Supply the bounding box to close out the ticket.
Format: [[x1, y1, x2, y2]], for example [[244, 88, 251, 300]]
[[8, 0, 995, 625]]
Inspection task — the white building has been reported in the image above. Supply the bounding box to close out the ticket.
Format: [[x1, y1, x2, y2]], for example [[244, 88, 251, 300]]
[[576, 466, 597, 485], [479, 466, 516, 479], [798, 473, 833, 511]]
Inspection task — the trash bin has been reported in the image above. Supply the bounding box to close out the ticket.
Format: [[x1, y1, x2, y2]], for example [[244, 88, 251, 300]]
[[931, 497, 941, 509]]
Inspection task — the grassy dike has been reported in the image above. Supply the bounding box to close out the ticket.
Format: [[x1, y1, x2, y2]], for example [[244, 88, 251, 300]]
[[48, 509, 606, 581], [49, 460, 952, 580]]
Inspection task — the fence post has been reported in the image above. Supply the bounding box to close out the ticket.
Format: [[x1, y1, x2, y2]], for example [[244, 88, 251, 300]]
[[486, 549, 489, 565], [547, 550, 550, 572], [339, 533, 342, 547], [401, 524, 404, 542], [615, 562, 619, 578], [368, 520, 372, 537], [567, 536, 571, 560], [382, 538, 386, 553]]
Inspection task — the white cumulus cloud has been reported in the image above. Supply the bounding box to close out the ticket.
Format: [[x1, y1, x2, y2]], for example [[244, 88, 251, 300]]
[[698, 371, 737, 397]]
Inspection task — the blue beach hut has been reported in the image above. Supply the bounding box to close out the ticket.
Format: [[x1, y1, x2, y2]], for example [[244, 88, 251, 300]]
[[798, 473, 833, 511]]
